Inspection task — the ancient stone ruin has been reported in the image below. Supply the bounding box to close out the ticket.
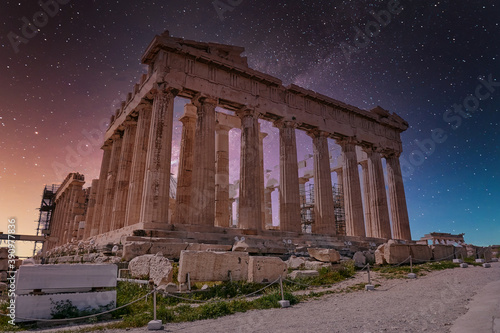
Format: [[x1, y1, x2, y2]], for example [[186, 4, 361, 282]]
[[40, 30, 413, 264]]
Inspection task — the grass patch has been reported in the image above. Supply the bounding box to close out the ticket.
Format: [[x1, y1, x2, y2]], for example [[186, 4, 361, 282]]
[[372, 260, 460, 278], [463, 257, 485, 266]]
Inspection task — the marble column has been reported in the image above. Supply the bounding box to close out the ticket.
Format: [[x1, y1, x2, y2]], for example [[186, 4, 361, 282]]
[[83, 179, 99, 239], [214, 123, 231, 227], [336, 138, 365, 237], [172, 104, 197, 225], [140, 88, 176, 227], [364, 147, 391, 239], [189, 96, 217, 226], [110, 118, 137, 230], [90, 142, 112, 236], [237, 108, 262, 230], [275, 120, 301, 233], [385, 152, 412, 240], [100, 132, 123, 234], [124, 105, 152, 227], [259, 131, 267, 229], [264, 186, 275, 228], [360, 161, 373, 237], [310, 131, 336, 235]]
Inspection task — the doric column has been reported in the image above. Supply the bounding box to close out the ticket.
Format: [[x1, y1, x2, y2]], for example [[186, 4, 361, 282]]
[[83, 179, 99, 239], [124, 104, 152, 227], [360, 161, 373, 236], [309, 131, 336, 235], [264, 186, 275, 228], [385, 151, 412, 240], [214, 123, 231, 227], [237, 108, 262, 231], [140, 87, 177, 227], [172, 104, 197, 225], [364, 147, 391, 239], [275, 120, 301, 233], [336, 138, 365, 237], [110, 118, 137, 230], [100, 132, 123, 234], [90, 142, 112, 236], [189, 96, 217, 226], [259, 131, 267, 229]]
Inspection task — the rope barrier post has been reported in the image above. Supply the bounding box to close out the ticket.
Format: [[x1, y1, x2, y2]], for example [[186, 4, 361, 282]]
[[365, 264, 375, 291], [278, 276, 290, 308], [147, 287, 162, 330], [408, 256, 416, 279]]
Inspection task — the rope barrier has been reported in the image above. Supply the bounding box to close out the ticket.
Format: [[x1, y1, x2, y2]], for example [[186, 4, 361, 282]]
[[0, 289, 155, 322]]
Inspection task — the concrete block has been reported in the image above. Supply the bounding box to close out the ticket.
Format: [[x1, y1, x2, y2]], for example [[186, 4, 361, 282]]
[[483, 263, 491, 268], [16, 264, 117, 293], [407, 273, 417, 279], [15, 290, 116, 321], [365, 284, 375, 291], [452, 259, 463, 263], [491, 258, 499, 262], [148, 319, 163, 330], [178, 251, 249, 283], [460, 263, 468, 268], [278, 300, 290, 308], [248, 256, 286, 283], [475, 259, 485, 263]]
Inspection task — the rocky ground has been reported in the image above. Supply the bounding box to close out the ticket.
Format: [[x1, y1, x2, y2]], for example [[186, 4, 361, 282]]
[[33, 261, 500, 333]]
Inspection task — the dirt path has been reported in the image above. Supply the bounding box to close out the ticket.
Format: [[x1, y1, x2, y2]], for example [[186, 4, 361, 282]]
[[34, 262, 500, 333]]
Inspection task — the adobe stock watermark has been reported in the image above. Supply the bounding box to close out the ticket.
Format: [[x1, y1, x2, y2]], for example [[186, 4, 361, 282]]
[[340, 0, 403, 64], [7, 0, 72, 54], [212, 0, 243, 21], [401, 74, 499, 178]]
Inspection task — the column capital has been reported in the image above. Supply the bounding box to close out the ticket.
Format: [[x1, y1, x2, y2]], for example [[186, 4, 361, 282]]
[[192, 93, 218, 108], [382, 149, 402, 159], [235, 107, 261, 120], [123, 117, 138, 127], [306, 129, 329, 139], [273, 118, 297, 129], [335, 136, 358, 152], [101, 140, 113, 150], [152, 83, 180, 97]]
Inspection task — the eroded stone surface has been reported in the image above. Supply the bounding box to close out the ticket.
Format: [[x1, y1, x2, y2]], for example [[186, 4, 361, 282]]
[[248, 256, 286, 283], [178, 251, 249, 283], [307, 248, 341, 263]]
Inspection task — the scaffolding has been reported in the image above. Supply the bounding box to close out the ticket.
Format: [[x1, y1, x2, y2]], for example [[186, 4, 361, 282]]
[[33, 184, 59, 256], [299, 183, 346, 236]]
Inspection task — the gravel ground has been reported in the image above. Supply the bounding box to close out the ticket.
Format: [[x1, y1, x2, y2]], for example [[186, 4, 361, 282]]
[[35, 262, 500, 333]]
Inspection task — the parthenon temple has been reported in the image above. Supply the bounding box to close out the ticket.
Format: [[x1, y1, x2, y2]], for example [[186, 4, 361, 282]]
[[41, 31, 412, 257]]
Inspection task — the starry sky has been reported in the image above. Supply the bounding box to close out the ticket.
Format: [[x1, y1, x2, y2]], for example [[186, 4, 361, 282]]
[[0, 0, 498, 257]]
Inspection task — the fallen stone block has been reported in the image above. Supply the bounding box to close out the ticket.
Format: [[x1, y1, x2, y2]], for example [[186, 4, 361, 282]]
[[432, 245, 454, 261], [288, 270, 319, 279], [186, 244, 233, 252], [304, 261, 330, 270], [375, 244, 386, 265], [248, 256, 287, 283], [409, 245, 432, 263], [128, 254, 173, 286], [178, 251, 249, 283], [363, 251, 375, 264], [307, 248, 340, 263], [353, 251, 366, 268], [286, 256, 307, 269], [122, 242, 150, 261], [384, 243, 410, 264], [149, 243, 189, 260], [232, 238, 265, 253]]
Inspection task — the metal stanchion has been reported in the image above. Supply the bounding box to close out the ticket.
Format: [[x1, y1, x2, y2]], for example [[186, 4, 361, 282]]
[[365, 264, 375, 291], [148, 287, 162, 330], [408, 255, 416, 279], [278, 276, 290, 308]]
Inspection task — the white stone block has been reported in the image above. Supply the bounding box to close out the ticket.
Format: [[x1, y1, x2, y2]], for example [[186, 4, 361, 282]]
[[491, 258, 499, 262], [475, 259, 485, 263], [16, 264, 117, 294], [452, 259, 462, 263], [407, 273, 417, 279], [15, 290, 116, 321], [365, 284, 375, 291], [483, 263, 491, 268], [278, 300, 290, 308], [460, 263, 468, 268]]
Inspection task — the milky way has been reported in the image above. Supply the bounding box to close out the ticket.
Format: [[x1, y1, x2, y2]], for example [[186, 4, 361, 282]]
[[1, 0, 499, 255]]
